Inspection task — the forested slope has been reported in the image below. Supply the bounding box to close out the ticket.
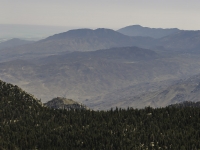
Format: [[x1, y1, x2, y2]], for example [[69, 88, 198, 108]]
[[0, 80, 200, 149]]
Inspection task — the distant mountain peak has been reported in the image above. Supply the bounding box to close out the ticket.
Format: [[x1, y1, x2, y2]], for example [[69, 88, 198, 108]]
[[94, 28, 113, 32], [118, 24, 142, 28], [117, 25, 180, 38], [0, 38, 34, 50]]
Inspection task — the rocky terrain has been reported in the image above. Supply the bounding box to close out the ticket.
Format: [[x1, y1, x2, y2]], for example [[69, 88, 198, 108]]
[[44, 97, 89, 110], [110, 73, 200, 109], [2, 46, 200, 109]]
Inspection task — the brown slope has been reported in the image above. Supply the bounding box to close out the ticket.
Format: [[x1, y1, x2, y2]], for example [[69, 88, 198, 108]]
[[114, 74, 200, 109], [0, 46, 162, 104], [1, 47, 200, 111]]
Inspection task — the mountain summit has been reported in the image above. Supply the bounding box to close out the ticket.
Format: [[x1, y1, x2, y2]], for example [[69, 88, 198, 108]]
[[117, 25, 180, 38], [45, 28, 126, 40]]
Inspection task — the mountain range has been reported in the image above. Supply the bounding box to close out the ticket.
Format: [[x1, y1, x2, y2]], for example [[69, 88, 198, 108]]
[[1, 24, 200, 109], [0, 28, 156, 62], [1, 26, 200, 63]]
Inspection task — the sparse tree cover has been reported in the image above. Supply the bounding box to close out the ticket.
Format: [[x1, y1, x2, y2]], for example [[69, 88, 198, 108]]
[[1, 80, 200, 149]]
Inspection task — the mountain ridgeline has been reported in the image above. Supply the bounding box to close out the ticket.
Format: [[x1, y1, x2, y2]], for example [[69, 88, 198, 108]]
[[0, 38, 34, 50], [0, 28, 156, 62], [117, 25, 180, 38], [0, 79, 42, 108], [0, 80, 200, 149], [2, 27, 200, 62]]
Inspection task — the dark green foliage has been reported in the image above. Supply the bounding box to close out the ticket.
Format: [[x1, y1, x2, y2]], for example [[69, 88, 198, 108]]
[[169, 101, 200, 108], [1, 80, 200, 149]]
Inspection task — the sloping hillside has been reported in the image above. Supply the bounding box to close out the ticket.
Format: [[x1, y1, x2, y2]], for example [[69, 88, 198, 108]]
[[116, 74, 200, 108], [0, 46, 162, 103], [0, 79, 42, 127], [2, 47, 200, 109], [0, 80, 200, 149]]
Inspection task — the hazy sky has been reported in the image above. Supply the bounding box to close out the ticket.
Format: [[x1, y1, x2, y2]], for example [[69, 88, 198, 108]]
[[1, 0, 200, 30]]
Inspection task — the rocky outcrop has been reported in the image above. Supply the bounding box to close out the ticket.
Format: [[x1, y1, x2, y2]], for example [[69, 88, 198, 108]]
[[44, 97, 89, 110]]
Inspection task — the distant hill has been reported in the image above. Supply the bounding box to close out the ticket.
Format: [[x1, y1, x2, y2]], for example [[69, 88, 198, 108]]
[[3, 27, 200, 62], [159, 30, 200, 51], [2, 46, 200, 110], [45, 28, 125, 40], [0, 38, 34, 50], [117, 25, 180, 38], [0, 28, 156, 62], [0, 46, 162, 103], [38, 46, 159, 64], [2, 27, 200, 63], [40, 28, 155, 52], [44, 97, 89, 110]]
